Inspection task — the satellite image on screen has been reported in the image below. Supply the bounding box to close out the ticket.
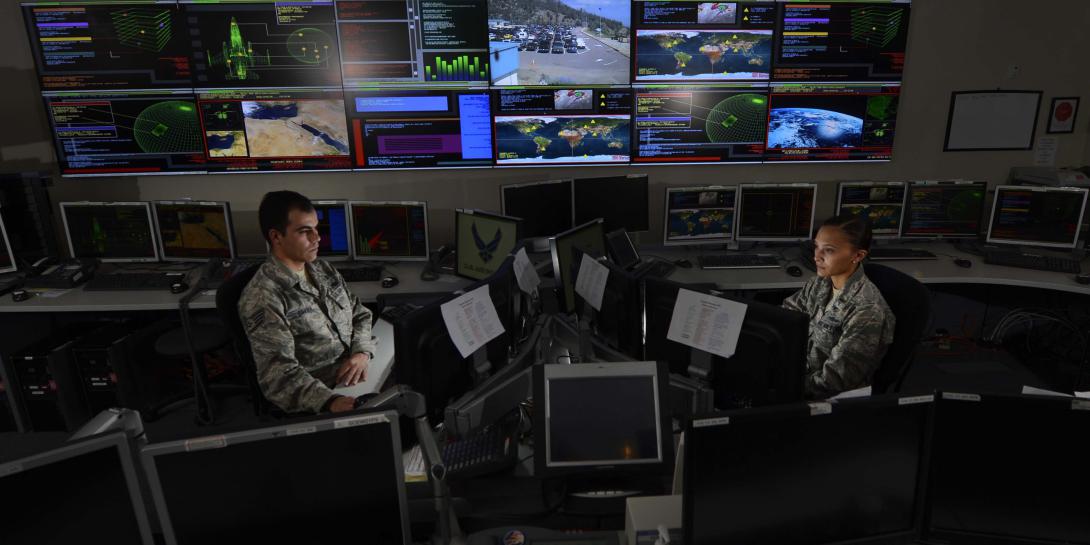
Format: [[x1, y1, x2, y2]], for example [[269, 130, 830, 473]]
[[495, 115, 630, 164], [635, 29, 771, 80], [240, 100, 349, 157], [767, 107, 863, 149]]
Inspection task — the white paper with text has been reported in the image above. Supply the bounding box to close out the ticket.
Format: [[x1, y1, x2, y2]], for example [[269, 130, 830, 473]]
[[440, 285, 506, 358], [666, 288, 747, 359]]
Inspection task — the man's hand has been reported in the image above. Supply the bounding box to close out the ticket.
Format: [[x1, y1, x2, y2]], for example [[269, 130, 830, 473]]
[[335, 352, 370, 387], [329, 395, 356, 413]]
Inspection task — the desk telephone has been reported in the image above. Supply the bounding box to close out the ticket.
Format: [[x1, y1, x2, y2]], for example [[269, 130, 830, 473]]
[[22, 257, 96, 289]]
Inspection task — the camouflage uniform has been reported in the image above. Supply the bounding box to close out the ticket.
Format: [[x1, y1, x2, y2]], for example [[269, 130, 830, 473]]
[[781, 264, 895, 399], [238, 256, 376, 413]]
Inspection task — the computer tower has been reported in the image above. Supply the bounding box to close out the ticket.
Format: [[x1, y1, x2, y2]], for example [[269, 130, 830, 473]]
[[70, 322, 135, 416], [5, 335, 87, 431]]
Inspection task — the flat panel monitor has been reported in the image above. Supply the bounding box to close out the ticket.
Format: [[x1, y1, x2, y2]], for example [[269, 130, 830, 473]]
[[901, 181, 987, 239], [632, 1, 776, 83], [141, 410, 410, 545], [487, 11, 630, 85], [632, 85, 769, 164], [197, 88, 352, 172], [986, 186, 1088, 249], [574, 174, 650, 233], [572, 248, 644, 359], [765, 83, 900, 162], [182, 1, 343, 89], [0, 431, 155, 545], [42, 91, 206, 176], [0, 172, 59, 261], [533, 361, 671, 477], [663, 185, 737, 245], [312, 200, 352, 260], [643, 276, 807, 408], [926, 393, 1090, 545], [346, 89, 493, 169], [684, 396, 932, 545], [736, 183, 816, 241], [0, 211, 16, 274], [61, 202, 158, 262], [493, 88, 633, 166], [455, 209, 522, 280], [335, 0, 489, 85], [350, 201, 429, 261], [153, 201, 235, 261], [772, 2, 911, 82], [500, 178, 574, 239], [549, 218, 607, 312], [23, 3, 193, 91], [836, 181, 907, 238]]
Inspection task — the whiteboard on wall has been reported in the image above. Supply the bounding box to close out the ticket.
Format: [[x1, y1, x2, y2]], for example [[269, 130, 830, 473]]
[[944, 91, 1042, 151]]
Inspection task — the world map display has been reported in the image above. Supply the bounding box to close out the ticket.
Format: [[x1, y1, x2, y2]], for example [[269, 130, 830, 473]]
[[636, 30, 773, 80], [667, 208, 734, 240], [495, 115, 630, 163]]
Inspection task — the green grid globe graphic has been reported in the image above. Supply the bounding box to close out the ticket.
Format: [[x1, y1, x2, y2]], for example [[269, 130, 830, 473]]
[[287, 28, 335, 64], [707, 93, 767, 143], [133, 101, 201, 154]]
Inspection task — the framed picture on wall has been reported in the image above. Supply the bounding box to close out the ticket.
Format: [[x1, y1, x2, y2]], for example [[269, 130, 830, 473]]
[[1047, 97, 1079, 134]]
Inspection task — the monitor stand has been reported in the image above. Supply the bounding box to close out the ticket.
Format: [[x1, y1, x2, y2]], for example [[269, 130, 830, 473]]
[[562, 474, 670, 515]]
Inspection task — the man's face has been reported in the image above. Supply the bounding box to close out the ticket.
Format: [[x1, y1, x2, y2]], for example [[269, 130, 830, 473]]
[[271, 208, 320, 264]]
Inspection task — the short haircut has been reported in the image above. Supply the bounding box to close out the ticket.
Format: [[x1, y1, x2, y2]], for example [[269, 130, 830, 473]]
[[821, 212, 874, 251], [258, 191, 314, 243]]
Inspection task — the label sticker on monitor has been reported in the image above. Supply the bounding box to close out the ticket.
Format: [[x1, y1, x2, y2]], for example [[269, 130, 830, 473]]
[[286, 426, 318, 436], [899, 395, 935, 406], [693, 416, 730, 428], [333, 414, 390, 429], [185, 435, 227, 452], [942, 392, 981, 402], [808, 402, 832, 416]]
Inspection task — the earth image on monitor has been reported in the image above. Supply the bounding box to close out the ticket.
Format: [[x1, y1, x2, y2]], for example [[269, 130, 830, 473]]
[[767, 108, 863, 148]]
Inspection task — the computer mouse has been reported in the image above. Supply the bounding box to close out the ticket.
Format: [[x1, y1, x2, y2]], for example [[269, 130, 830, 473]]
[[169, 281, 189, 294], [11, 289, 30, 302], [381, 276, 399, 288], [785, 265, 803, 277], [1076, 273, 1090, 285], [674, 259, 693, 269], [954, 258, 973, 268], [353, 393, 379, 409]]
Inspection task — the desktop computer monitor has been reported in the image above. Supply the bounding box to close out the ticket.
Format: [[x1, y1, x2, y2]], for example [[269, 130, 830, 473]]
[[0, 172, 58, 261], [684, 396, 932, 545], [572, 248, 644, 359], [141, 410, 410, 545], [550, 218, 607, 312], [455, 209, 522, 280], [643, 276, 807, 408], [985, 186, 1089, 249], [60, 202, 159, 262], [901, 181, 987, 239], [926, 393, 1090, 545], [574, 175, 650, 233], [836, 182, 907, 238], [663, 186, 737, 246], [0, 211, 16, 274], [533, 361, 671, 478], [394, 254, 521, 422], [349, 201, 429, 261], [736, 184, 817, 241], [312, 200, 352, 260], [0, 431, 155, 544], [501, 179, 575, 240], [153, 201, 235, 261]]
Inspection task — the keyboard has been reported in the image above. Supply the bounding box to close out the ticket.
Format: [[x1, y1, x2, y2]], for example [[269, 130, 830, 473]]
[[379, 303, 420, 323], [983, 250, 1082, 274], [636, 259, 676, 279], [699, 253, 779, 269], [868, 248, 938, 261], [441, 411, 521, 480], [336, 265, 383, 282], [84, 272, 183, 291]]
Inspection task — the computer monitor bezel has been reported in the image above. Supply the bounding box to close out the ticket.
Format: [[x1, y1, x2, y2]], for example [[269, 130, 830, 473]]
[[835, 181, 908, 240], [985, 185, 1089, 249], [0, 430, 156, 545], [454, 208, 523, 280], [0, 208, 17, 274], [735, 183, 818, 242], [348, 200, 430, 262], [662, 185, 739, 247], [60, 201, 159, 263], [311, 199, 353, 261], [533, 360, 671, 478], [139, 409, 410, 545], [152, 200, 236, 262], [500, 178, 576, 240], [549, 217, 607, 313], [900, 180, 988, 239], [573, 174, 651, 233]]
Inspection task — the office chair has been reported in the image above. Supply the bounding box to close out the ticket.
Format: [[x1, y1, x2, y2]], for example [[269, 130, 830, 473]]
[[863, 263, 932, 393], [214, 263, 267, 416]]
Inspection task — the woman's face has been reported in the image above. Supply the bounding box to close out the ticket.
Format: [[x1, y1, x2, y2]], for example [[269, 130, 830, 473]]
[[813, 225, 866, 278]]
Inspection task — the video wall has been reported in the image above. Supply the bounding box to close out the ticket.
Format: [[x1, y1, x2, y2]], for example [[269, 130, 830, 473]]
[[24, 0, 909, 176]]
